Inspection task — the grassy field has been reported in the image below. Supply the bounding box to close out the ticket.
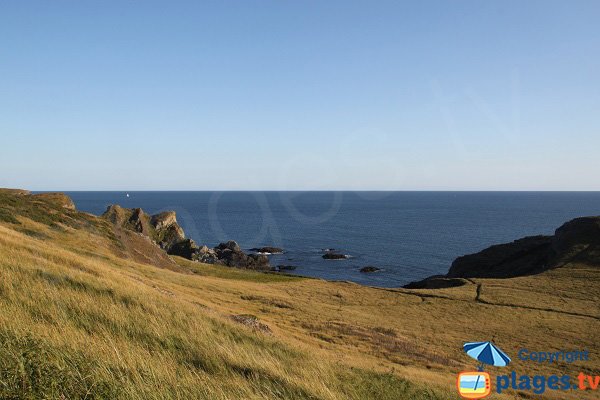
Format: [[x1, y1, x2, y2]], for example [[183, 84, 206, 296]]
[[0, 190, 598, 399]]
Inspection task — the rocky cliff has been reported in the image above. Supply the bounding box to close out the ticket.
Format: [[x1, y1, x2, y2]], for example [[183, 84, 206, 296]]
[[405, 216, 600, 288], [101, 205, 271, 270]]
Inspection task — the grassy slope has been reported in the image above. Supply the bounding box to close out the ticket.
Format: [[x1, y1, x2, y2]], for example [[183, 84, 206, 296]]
[[0, 191, 598, 399]]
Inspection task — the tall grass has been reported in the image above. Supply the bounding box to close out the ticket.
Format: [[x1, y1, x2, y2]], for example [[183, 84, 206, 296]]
[[0, 221, 446, 399]]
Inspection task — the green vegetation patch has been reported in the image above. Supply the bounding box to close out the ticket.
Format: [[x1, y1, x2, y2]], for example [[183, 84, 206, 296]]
[[0, 208, 20, 225], [175, 256, 305, 283], [0, 192, 75, 228]]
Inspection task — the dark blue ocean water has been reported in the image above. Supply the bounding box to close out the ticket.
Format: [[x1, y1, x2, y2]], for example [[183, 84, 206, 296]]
[[64, 192, 600, 288]]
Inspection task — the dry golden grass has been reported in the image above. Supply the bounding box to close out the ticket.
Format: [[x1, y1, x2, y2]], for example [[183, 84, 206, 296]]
[[0, 191, 598, 399], [171, 259, 599, 399]]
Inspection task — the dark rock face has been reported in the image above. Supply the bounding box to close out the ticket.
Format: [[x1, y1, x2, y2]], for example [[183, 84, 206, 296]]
[[359, 266, 380, 273], [168, 239, 198, 260], [167, 240, 221, 263], [129, 208, 153, 237], [215, 241, 270, 270], [552, 217, 600, 264], [170, 238, 270, 269], [216, 240, 242, 253], [404, 216, 600, 289], [322, 253, 349, 260], [249, 246, 284, 254], [447, 235, 553, 279]]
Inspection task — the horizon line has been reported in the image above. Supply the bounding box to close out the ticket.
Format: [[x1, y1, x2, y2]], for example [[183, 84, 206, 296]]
[[23, 189, 600, 193]]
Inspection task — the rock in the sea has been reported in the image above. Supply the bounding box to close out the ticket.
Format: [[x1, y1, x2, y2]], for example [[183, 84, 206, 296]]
[[322, 252, 349, 260], [249, 246, 284, 254], [216, 240, 242, 253], [359, 266, 380, 273]]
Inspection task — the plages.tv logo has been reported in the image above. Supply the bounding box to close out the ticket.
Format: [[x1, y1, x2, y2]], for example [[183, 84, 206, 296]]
[[457, 341, 512, 399]]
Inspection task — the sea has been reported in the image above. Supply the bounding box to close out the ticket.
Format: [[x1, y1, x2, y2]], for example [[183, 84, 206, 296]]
[[64, 191, 600, 288]]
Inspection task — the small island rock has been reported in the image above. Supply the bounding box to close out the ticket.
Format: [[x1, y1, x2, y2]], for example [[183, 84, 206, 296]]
[[359, 266, 380, 273]]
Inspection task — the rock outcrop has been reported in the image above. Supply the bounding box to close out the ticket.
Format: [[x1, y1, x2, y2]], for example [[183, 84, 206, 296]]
[[102, 205, 182, 250], [168, 239, 200, 260], [150, 211, 177, 231], [249, 247, 284, 254], [129, 208, 153, 236], [405, 216, 600, 288], [102, 205, 271, 270], [150, 212, 186, 251], [215, 241, 270, 269], [447, 235, 553, 279]]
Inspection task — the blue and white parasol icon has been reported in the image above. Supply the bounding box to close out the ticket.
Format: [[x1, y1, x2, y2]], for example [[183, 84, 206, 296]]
[[463, 341, 511, 371]]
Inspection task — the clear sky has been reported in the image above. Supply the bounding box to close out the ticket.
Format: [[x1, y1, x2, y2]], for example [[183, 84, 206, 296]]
[[1, 1, 599, 190]]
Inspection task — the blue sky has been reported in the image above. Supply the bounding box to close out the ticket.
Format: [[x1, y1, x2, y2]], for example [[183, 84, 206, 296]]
[[1, 1, 599, 190]]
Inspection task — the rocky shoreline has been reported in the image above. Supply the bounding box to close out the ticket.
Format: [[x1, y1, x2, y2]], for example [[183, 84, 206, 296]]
[[100, 203, 374, 273], [100, 203, 600, 285], [102, 205, 273, 270]]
